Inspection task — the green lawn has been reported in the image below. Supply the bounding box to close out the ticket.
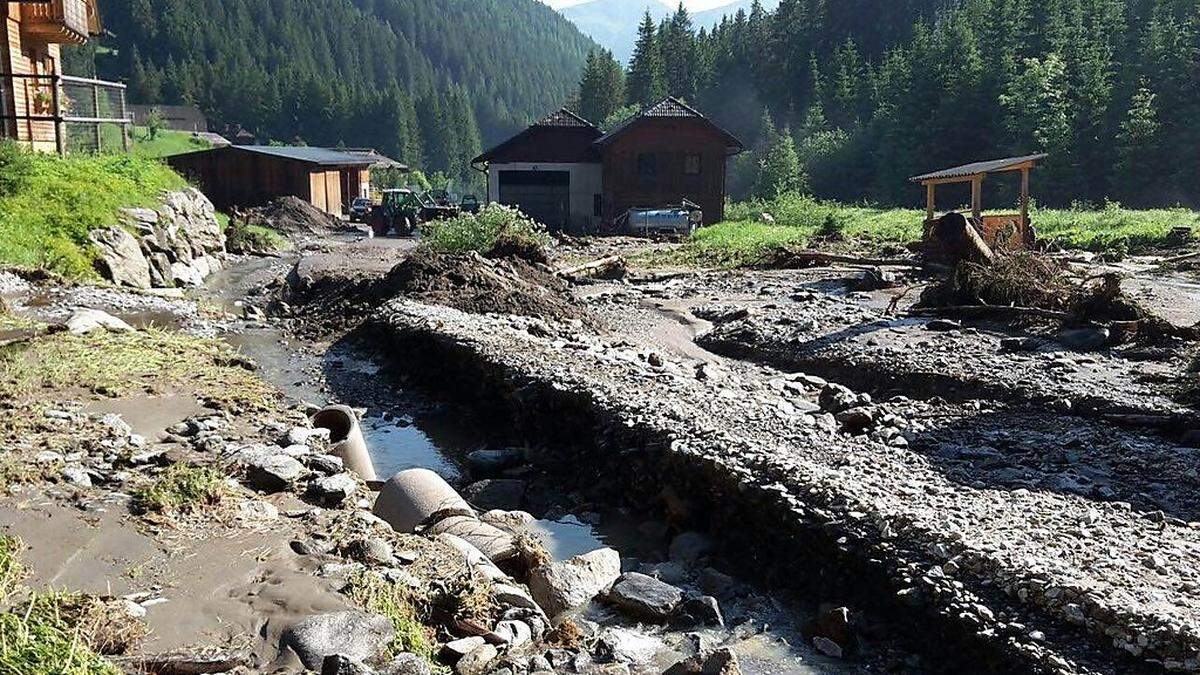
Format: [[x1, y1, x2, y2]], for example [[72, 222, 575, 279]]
[[130, 126, 211, 159], [0, 143, 188, 278], [653, 193, 1200, 268]]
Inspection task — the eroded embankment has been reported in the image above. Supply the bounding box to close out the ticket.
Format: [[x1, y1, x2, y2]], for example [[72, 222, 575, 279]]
[[367, 299, 1200, 675]]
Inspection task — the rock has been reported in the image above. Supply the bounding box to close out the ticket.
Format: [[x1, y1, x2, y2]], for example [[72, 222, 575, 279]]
[[64, 309, 134, 335], [528, 548, 621, 617], [671, 595, 724, 628], [441, 636, 486, 664], [491, 583, 545, 616], [925, 319, 962, 332], [374, 468, 472, 534], [999, 337, 1039, 353], [347, 539, 395, 566], [455, 643, 498, 675], [641, 561, 689, 585], [90, 226, 152, 289], [812, 636, 843, 658], [238, 500, 280, 522], [281, 610, 394, 670], [664, 647, 741, 675], [170, 261, 206, 287], [668, 531, 714, 565], [1057, 326, 1110, 352], [494, 619, 533, 648], [805, 606, 856, 657], [462, 479, 525, 511], [835, 407, 875, 434], [697, 568, 746, 599], [435, 533, 507, 583], [378, 653, 431, 675], [321, 655, 372, 675], [595, 627, 663, 665], [59, 466, 92, 487], [309, 472, 358, 505], [246, 455, 305, 492], [465, 448, 523, 476], [818, 383, 858, 413], [604, 572, 683, 621], [305, 453, 345, 476]]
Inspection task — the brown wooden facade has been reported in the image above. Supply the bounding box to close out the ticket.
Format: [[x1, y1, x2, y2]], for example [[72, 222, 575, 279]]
[[598, 116, 733, 225], [2, 0, 101, 152], [167, 146, 375, 216]]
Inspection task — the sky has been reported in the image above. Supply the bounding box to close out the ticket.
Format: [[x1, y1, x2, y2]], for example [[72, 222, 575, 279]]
[[542, 0, 736, 11]]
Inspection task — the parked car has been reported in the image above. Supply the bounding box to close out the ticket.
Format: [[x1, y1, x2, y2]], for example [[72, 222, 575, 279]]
[[460, 194, 481, 214], [348, 197, 373, 223]]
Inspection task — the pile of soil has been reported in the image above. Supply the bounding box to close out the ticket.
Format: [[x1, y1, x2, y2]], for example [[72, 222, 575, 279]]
[[381, 248, 589, 325], [238, 196, 343, 235]]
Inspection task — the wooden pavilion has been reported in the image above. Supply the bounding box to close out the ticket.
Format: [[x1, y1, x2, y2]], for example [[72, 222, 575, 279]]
[[910, 153, 1047, 249]]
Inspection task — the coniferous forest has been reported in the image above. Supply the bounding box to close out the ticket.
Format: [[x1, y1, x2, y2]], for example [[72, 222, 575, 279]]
[[576, 0, 1200, 208], [66, 0, 595, 185]]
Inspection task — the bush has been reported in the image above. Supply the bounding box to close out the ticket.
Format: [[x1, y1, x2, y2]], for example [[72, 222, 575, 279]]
[[422, 204, 549, 257], [0, 143, 187, 278], [224, 217, 288, 255]]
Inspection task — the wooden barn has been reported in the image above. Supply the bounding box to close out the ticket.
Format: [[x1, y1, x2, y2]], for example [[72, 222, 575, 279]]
[[472, 98, 743, 232], [167, 145, 377, 216]]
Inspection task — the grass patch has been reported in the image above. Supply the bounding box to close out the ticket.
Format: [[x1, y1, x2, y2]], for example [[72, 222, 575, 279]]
[[0, 329, 275, 411], [0, 591, 144, 674], [130, 126, 211, 159], [422, 204, 549, 258], [653, 193, 1200, 269], [131, 465, 228, 515], [0, 142, 187, 279], [224, 218, 289, 255], [0, 536, 23, 603], [342, 570, 435, 661]]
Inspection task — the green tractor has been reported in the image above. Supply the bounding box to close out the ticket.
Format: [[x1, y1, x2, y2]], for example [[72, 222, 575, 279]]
[[369, 189, 460, 237]]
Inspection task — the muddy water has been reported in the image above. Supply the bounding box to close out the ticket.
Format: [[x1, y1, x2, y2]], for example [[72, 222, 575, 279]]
[[199, 255, 851, 675]]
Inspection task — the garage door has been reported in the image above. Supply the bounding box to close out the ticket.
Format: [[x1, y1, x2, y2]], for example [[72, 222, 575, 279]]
[[498, 170, 570, 231]]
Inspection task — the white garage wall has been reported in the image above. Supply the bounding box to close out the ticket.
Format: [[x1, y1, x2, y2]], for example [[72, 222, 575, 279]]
[[486, 162, 603, 233]]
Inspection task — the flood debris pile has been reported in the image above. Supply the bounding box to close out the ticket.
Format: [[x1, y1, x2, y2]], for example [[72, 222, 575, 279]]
[[237, 195, 345, 235]]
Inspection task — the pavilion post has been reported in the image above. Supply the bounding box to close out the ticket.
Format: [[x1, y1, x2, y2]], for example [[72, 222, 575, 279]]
[[925, 182, 935, 223], [970, 175, 982, 221], [1020, 167, 1030, 226]]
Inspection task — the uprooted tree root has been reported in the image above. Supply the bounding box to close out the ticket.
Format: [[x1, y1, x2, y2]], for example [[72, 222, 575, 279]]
[[918, 251, 1200, 345]]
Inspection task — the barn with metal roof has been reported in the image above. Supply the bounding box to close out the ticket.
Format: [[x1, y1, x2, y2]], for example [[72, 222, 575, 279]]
[[472, 98, 744, 232], [167, 145, 379, 216]]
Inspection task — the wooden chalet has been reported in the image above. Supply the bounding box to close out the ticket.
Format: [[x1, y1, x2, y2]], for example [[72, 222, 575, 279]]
[[472, 98, 744, 232], [167, 145, 379, 216], [911, 153, 1047, 249], [1, 0, 129, 153]]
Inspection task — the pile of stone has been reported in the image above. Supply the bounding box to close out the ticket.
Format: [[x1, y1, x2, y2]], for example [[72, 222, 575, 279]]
[[90, 188, 226, 290]]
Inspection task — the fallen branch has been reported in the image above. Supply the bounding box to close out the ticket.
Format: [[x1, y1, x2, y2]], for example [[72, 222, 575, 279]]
[[555, 255, 626, 280], [908, 305, 1069, 321], [1159, 250, 1200, 265], [763, 249, 924, 268]]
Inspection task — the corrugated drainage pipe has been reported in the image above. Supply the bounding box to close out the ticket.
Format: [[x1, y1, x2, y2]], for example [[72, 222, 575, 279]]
[[311, 405, 377, 481]]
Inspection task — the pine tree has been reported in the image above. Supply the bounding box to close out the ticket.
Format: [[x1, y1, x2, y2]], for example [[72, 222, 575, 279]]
[[1114, 82, 1161, 204], [579, 50, 625, 124], [755, 115, 805, 198], [626, 11, 667, 107], [662, 4, 698, 101]]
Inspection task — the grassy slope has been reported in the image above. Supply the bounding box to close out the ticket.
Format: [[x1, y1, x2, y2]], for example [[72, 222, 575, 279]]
[[0, 144, 187, 278], [130, 126, 211, 159], [663, 194, 1200, 268]]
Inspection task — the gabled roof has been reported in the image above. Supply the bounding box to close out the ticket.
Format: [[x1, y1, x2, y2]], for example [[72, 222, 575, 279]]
[[594, 97, 743, 152], [341, 148, 409, 171], [472, 108, 602, 165], [910, 154, 1048, 183]]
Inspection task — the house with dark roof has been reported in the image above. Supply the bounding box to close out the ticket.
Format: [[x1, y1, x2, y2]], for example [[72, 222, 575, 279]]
[[167, 145, 378, 216], [472, 98, 744, 232]]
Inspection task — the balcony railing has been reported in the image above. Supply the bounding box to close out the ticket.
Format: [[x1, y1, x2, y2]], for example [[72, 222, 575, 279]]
[[20, 0, 91, 44], [0, 73, 131, 154]]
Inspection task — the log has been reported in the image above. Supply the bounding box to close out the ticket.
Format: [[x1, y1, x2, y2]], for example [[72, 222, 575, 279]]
[[555, 255, 627, 280], [908, 305, 1069, 321], [762, 250, 923, 268]]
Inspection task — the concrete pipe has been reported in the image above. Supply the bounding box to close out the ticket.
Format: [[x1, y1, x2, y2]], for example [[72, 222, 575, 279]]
[[435, 533, 507, 583], [311, 405, 377, 481], [374, 468, 473, 533], [427, 515, 518, 563]]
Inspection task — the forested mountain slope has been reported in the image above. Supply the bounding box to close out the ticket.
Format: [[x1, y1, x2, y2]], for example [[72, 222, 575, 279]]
[[71, 0, 596, 182], [580, 0, 1200, 207]]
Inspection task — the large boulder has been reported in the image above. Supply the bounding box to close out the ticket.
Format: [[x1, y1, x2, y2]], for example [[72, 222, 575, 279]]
[[603, 572, 683, 622], [528, 548, 621, 617], [90, 226, 151, 289], [65, 309, 134, 335], [281, 610, 394, 670]]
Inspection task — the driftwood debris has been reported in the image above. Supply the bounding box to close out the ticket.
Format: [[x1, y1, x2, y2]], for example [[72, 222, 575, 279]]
[[555, 255, 627, 281], [764, 250, 924, 269], [908, 305, 1070, 321]]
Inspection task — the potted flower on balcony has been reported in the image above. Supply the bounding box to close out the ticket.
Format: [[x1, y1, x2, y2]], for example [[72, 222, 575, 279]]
[[31, 89, 55, 115]]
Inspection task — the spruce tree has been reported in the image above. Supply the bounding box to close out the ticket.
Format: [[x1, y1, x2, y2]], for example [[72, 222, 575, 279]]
[[627, 11, 667, 107]]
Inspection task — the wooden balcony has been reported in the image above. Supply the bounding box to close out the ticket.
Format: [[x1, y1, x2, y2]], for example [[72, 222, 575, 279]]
[[20, 0, 93, 45]]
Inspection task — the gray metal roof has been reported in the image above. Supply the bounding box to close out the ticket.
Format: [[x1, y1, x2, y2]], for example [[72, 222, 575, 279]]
[[232, 145, 377, 167], [910, 154, 1048, 183]]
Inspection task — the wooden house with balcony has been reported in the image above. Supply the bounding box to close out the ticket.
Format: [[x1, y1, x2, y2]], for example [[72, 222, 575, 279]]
[[1, 0, 119, 153]]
